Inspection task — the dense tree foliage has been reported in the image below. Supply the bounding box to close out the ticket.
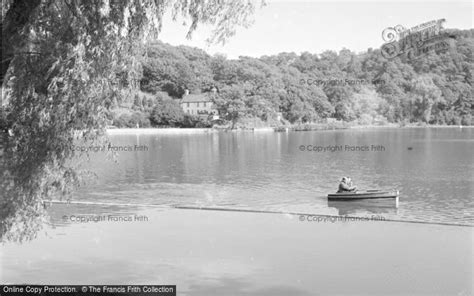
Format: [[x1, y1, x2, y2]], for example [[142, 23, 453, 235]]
[[0, 0, 261, 242], [137, 29, 472, 126], [150, 99, 185, 127]]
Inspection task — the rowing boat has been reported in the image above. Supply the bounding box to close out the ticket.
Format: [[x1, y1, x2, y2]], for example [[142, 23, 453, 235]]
[[327, 190, 399, 200]]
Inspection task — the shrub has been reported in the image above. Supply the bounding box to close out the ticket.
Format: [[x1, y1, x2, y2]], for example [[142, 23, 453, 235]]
[[113, 113, 131, 128], [181, 114, 199, 128], [150, 99, 184, 127], [130, 111, 151, 127], [113, 111, 150, 128], [461, 115, 472, 126], [195, 118, 212, 128], [358, 114, 373, 125]]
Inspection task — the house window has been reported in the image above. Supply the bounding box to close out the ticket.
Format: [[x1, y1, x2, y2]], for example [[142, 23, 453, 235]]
[[197, 102, 200, 107], [203, 102, 207, 107], [187, 102, 190, 107]]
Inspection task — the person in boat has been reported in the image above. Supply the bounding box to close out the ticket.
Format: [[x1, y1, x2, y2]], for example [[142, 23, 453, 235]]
[[338, 177, 357, 193]]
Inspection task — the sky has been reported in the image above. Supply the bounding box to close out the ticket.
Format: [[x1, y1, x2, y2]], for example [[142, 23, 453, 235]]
[[157, 0, 473, 59]]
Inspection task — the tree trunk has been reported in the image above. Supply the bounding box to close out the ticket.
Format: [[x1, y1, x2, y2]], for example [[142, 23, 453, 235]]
[[1, 0, 41, 86]]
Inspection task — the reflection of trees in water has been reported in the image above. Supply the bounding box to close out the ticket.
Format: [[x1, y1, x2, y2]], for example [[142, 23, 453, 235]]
[[0, 0, 258, 242]]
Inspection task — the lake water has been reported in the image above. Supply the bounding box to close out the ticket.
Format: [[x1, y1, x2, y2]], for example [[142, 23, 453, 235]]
[[74, 127, 473, 226], [2, 127, 473, 295]]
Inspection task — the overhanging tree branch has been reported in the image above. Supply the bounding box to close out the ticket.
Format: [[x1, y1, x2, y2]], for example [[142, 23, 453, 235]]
[[1, 0, 41, 85]]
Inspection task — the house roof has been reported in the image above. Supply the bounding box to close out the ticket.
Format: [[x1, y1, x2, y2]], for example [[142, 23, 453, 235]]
[[180, 93, 212, 103]]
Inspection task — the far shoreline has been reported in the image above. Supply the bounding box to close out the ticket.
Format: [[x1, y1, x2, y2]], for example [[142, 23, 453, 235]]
[[106, 124, 472, 135], [106, 128, 216, 135]]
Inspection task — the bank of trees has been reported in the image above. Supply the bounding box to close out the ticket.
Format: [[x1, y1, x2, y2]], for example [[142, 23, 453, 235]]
[[134, 29, 473, 127]]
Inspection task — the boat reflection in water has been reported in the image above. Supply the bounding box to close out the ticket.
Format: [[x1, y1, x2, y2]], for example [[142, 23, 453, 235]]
[[327, 197, 399, 216]]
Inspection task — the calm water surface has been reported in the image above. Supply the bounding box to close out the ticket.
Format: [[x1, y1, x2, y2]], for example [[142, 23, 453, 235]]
[[75, 127, 474, 226], [2, 127, 473, 295]]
